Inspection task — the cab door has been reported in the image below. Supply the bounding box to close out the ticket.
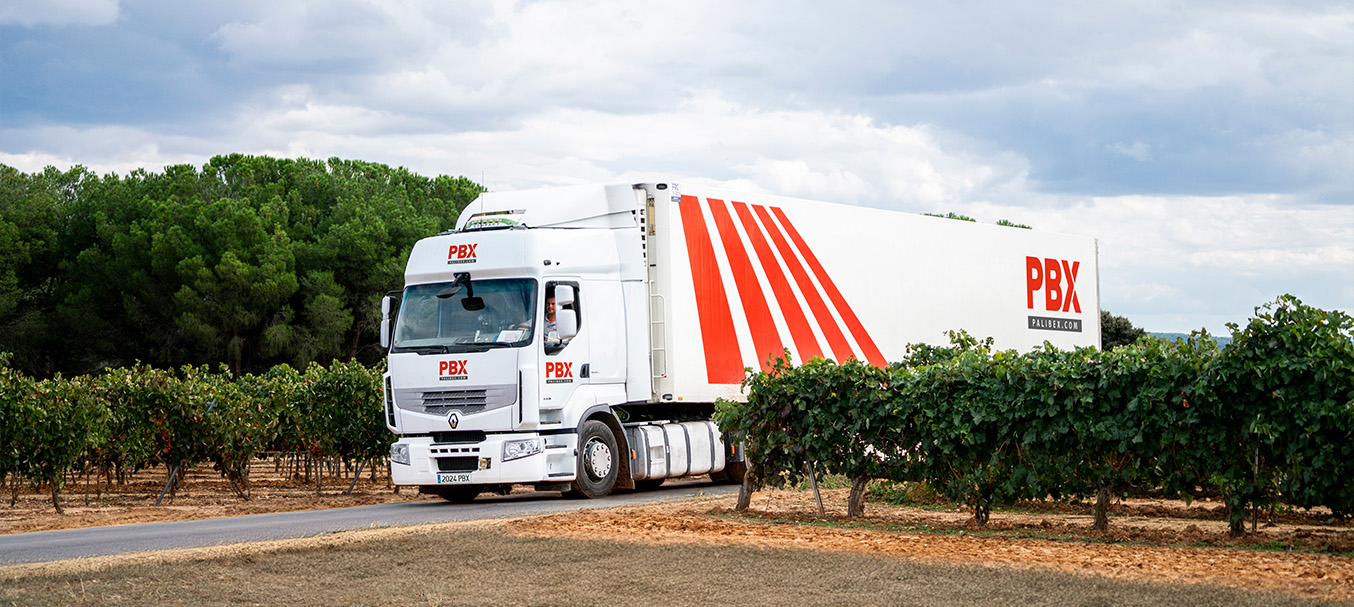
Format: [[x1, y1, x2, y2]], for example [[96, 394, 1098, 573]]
[[539, 280, 589, 425]]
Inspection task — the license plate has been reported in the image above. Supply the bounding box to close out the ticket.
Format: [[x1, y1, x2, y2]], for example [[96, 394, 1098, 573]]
[[437, 473, 472, 484]]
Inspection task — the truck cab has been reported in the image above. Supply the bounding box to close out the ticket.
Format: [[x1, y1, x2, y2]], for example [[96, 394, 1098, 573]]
[[381, 183, 733, 502]]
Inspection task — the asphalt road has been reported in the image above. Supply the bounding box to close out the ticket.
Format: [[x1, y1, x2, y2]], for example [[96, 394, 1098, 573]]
[[0, 481, 738, 566]]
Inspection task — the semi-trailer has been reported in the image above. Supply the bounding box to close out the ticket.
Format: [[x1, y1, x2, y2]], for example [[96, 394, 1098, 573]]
[[380, 182, 1100, 501]]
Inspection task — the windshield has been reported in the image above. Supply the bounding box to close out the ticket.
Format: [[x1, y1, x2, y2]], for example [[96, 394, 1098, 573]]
[[392, 278, 537, 352]]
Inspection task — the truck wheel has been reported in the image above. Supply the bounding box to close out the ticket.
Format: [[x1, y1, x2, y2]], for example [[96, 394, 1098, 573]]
[[433, 485, 481, 504], [566, 420, 619, 498]]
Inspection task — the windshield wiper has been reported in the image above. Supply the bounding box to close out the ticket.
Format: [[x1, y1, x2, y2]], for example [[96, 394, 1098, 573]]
[[396, 345, 450, 355], [441, 341, 521, 353]]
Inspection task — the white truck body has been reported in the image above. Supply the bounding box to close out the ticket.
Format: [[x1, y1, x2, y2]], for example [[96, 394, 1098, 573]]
[[383, 182, 1100, 498]]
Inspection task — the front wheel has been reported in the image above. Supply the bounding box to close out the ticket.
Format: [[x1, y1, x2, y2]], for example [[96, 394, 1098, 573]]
[[565, 420, 619, 499]]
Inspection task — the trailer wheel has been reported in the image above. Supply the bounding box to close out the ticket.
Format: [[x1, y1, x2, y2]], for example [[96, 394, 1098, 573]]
[[565, 420, 618, 498], [432, 485, 481, 504]]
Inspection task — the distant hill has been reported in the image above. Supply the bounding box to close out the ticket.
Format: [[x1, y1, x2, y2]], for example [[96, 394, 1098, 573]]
[[1150, 332, 1233, 348]]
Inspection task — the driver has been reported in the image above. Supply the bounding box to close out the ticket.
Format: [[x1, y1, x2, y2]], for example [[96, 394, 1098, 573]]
[[543, 294, 559, 342]]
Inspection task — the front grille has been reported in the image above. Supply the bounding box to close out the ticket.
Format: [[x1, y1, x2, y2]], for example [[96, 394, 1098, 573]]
[[392, 384, 516, 415], [424, 404, 487, 416], [433, 431, 487, 444], [423, 390, 488, 407], [436, 456, 480, 473]]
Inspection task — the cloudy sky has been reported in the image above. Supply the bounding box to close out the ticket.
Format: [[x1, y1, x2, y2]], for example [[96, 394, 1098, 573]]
[[2, 0, 1351, 334]]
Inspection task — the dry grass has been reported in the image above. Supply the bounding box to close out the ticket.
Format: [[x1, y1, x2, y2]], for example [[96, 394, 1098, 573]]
[[0, 520, 1333, 607], [4, 475, 1352, 606]]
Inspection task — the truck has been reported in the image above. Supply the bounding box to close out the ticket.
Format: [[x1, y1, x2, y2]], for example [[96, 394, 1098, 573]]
[[380, 182, 1101, 501]]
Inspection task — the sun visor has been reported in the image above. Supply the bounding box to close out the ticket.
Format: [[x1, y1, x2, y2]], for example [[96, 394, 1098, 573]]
[[456, 184, 643, 230]]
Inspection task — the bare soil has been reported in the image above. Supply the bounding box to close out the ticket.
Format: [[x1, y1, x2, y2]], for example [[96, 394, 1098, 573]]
[[3, 469, 1352, 603], [510, 488, 1353, 603]]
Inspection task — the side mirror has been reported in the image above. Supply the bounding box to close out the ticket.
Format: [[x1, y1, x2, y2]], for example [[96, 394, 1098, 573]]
[[554, 285, 575, 306], [380, 293, 399, 349], [556, 309, 578, 339], [380, 295, 394, 349]]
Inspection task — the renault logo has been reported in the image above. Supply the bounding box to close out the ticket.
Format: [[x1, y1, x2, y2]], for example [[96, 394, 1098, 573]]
[[448, 412, 460, 429]]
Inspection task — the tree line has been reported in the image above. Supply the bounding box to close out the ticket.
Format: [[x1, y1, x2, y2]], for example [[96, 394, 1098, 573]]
[[716, 295, 1353, 536], [1, 155, 483, 378]]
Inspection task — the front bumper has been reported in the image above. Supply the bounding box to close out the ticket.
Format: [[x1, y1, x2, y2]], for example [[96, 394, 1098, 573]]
[[390, 433, 578, 486]]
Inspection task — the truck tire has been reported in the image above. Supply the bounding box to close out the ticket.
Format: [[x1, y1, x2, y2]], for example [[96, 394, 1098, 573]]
[[565, 420, 619, 498], [432, 485, 481, 504]]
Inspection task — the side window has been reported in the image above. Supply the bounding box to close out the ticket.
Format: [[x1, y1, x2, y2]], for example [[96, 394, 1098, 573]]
[[544, 281, 581, 355]]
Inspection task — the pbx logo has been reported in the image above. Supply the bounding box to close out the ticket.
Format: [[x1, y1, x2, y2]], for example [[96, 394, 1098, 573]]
[[438, 360, 468, 381], [1025, 256, 1084, 333], [1025, 256, 1082, 313], [545, 362, 573, 384], [446, 243, 478, 265]]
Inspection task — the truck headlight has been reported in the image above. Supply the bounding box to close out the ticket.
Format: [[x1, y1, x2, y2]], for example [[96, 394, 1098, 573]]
[[390, 443, 410, 466], [502, 438, 544, 462]]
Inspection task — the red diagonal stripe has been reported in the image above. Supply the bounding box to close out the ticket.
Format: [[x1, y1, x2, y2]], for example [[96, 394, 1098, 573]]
[[678, 195, 744, 384], [731, 201, 823, 361], [753, 204, 855, 362], [707, 198, 783, 372], [772, 206, 886, 367]]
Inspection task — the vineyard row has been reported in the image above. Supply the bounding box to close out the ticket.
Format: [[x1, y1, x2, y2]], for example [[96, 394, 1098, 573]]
[[0, 358, 389, 512], [715, 296, 1353, 535]]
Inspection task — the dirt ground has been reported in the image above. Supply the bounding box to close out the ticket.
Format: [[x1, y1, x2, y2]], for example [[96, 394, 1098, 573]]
[[514, 488, 1354, 603], [3, 468, 1352, 603]]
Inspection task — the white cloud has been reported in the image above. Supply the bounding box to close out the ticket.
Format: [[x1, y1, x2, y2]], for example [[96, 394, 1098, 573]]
[[184, 84, 1022, 206], [209, 0, 468, 70], [1072, 27, 1270, 91], [0, 0, 118, 26], [7, 82, 1348, 335], [960, 193, 1353, 331], [0, 125, 201, 175], [1022, 4, 1353, 93], [1107, 141, 1153, 162], [2, 0, 1350, 336]]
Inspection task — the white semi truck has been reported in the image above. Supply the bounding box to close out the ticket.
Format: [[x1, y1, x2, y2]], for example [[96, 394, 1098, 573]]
[[380, 182, 1101, 501]]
